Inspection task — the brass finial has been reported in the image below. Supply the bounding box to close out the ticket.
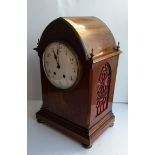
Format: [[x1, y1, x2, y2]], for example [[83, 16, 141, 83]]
[[89, 48, 94, 60], [116, 42, 120, 51], [33, 38, 40, 52]]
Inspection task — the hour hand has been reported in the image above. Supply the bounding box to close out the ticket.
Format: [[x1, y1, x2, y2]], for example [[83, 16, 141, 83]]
[[53, 50, 57, 60]]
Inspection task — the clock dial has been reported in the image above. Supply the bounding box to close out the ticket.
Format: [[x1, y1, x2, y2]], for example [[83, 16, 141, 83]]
[[43, 42, 81, 89]]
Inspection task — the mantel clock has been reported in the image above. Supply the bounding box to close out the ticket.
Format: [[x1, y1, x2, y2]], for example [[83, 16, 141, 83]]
[[34, 16, 121, 148]]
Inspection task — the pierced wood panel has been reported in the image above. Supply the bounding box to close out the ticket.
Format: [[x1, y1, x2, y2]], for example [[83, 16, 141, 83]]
[[96, 62, 111, 116]]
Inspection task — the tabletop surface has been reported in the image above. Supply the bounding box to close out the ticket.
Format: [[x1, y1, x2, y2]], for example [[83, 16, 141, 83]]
[[27, 100, 128, 155]]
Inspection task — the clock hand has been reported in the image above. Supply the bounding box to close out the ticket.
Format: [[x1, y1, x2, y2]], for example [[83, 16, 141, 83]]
[[56, 48, 61, 69], [53, 49, 60, 69], [57, 48, 59, 55], [57, 62, 60, 69], [53, 50, 57, 60]]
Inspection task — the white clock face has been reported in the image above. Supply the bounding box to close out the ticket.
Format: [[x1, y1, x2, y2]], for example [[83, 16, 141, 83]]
[[43, 42, 81, 89]]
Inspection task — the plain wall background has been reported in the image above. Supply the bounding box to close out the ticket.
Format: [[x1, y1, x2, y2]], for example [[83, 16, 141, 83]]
[[27, 0, 128, 102]]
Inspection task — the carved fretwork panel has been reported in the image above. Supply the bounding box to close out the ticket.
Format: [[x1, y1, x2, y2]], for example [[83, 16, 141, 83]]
[[96, 62, 111, 116]]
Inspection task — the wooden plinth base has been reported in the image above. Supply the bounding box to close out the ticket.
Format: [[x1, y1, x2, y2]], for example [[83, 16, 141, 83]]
[[36, 109, 115, 148]]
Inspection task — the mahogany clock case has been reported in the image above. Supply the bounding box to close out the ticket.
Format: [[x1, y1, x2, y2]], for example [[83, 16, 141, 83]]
[[35, 17, 121, 148]]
